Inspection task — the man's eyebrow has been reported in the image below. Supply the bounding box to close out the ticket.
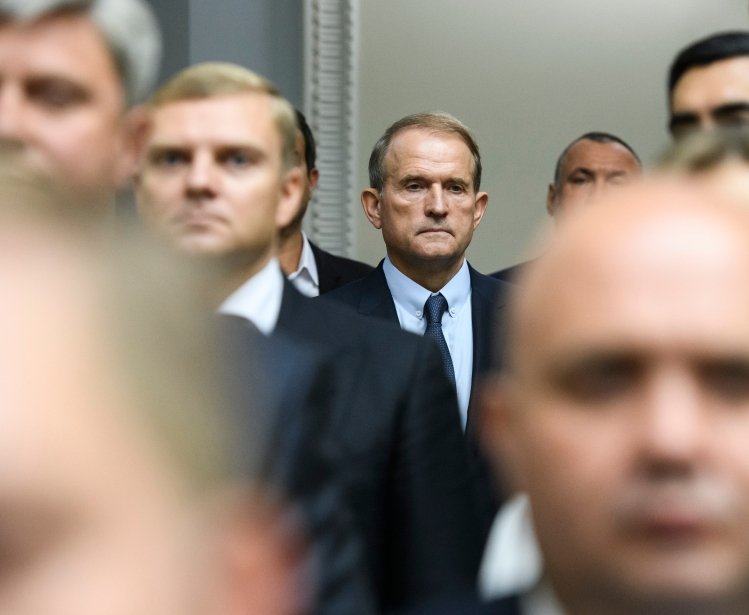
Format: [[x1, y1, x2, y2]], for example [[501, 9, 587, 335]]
[[668, 112, 699, 132], [566, 167, 594, 177], [712, 102, 749, 118]]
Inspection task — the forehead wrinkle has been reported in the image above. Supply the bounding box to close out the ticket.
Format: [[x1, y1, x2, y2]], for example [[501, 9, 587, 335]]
[[384, 128, 475, 184]]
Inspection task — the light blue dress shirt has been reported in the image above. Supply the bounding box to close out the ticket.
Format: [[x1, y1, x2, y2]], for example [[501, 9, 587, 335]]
[[382, 257, 473, 428]]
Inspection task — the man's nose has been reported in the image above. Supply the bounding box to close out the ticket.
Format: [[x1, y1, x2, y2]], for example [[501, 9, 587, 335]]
[[185, 151, 217, 197], [0, 85, 29, 144], [424, 185, 448, 216], [637, 367, 705, 475]]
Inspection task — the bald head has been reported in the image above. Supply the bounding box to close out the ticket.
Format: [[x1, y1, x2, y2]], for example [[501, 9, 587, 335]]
[[485, 180, 749, 615]]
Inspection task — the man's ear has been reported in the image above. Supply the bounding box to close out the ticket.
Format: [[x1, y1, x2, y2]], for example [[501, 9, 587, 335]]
[[546, 183, 558, 217], [477, 376, 526, 494], [308, 167, 320, 193], [114, 105, 151, 189], [209, 489, 309, 615], [472, 191, 489, 229], [361, 188, 383, 229], [276, 166, 305, 230]]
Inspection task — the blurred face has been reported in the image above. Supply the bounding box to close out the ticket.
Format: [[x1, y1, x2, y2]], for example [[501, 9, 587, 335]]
[[362, 128, 487, 280], [0, 244, 209, 615], [0, 13, 129, 206], [670, 57, 749, 139], [547, 139, 640, 218], [487, 204, 749, 613], [135, 93, 301, 271]]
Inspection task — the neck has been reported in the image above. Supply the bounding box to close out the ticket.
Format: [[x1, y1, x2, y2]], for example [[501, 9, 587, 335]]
[[388, 252, 465, 292], [207, 249, 274, 308], [278, 226, 304, 275]]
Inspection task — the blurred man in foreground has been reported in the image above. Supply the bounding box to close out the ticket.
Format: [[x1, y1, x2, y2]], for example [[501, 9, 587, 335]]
[[476, 180, 749, 614], [0, 176, 304, 614], [0, 0, 162, 211]]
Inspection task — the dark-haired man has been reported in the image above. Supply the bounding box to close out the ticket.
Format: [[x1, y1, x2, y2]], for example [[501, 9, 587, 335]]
[[668, 31, 749, 139], [278, 109, 373, 295]]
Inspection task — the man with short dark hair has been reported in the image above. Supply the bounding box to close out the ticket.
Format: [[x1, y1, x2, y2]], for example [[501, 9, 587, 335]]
[[668, 31, 749, 139], [278, 109, 373, 296], [491, 132, 641, 282], [0, 0, 161, 211]]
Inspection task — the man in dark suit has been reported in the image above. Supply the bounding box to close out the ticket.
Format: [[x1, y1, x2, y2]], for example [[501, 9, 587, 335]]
[[134, 63, 484, 612], [324, 112, 510, 531], [277, 109, 373, 295], [490, 132, 641, 282]]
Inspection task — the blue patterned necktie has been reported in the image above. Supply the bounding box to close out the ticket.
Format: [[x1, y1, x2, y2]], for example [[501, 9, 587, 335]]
[[424, 293, 456, 387]]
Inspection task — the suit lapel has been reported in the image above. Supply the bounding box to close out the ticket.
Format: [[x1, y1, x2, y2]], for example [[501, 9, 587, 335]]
[[356, 262, 399, 323], [467, 266, 508, 432], [309, 240, 335, 294]]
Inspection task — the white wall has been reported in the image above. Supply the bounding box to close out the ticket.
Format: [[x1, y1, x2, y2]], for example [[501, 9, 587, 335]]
[[353, 0, 748, 273]]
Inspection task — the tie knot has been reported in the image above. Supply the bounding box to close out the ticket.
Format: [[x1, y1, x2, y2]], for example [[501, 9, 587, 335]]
[[424, 293, 448, 325]]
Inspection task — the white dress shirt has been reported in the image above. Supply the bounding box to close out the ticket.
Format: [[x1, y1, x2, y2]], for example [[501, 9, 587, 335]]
[[479, 494, 565, 615], [217, 258, 285, 334], [382, 256, 473, 428], [287, 231, 320, 297]]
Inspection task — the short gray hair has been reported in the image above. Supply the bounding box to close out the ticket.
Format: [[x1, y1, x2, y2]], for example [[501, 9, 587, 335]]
[[0, 0, 162, 105], [368, 111, 483, 192]]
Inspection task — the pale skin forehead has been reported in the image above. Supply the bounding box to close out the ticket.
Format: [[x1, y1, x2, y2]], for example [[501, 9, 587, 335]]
[[559, 140, 640, 178], [383, 127, 476, 186], [146, 93, 283, 159], [0, 11, 124, 108], [0, 230, 184, 507], [510, 180, 749, 373], [671, 56, 749, 113]]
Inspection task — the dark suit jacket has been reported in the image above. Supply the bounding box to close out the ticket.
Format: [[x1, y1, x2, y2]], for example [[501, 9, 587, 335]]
[[218, 319, 376, 615], [275, 281, 485, 612], [322, 262, 512, 532], [309, 240, 374, 294], [490, 261, 529, 283]]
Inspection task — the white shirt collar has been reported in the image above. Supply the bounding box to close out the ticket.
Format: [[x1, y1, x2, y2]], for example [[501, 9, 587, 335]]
[[287, 231, 319, 288], [217, 258, 284, 335], [382, 256, 471, 319]]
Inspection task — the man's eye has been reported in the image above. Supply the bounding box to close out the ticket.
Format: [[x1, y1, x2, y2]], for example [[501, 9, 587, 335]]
[[554, 358, 640, 403], [222, 151, 253, 168], [405, 183, 422, 191], [27, 80, 88, 110], [153, 151, 188, 167], [447, 184, 466, 194], [700, 361, 749, 403], [569, 176, 590, 185]]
